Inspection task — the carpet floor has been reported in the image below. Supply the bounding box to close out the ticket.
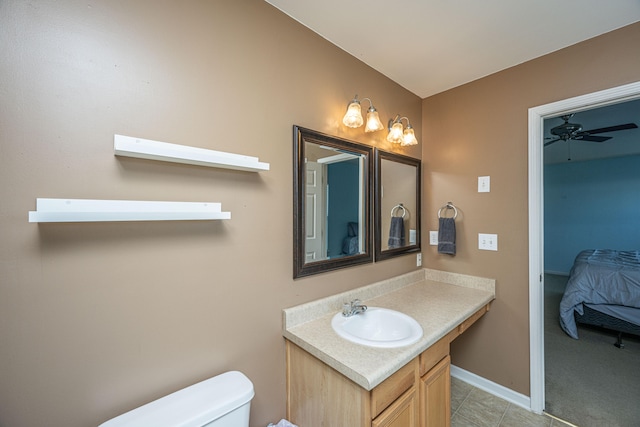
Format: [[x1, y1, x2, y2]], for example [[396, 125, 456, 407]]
[[544, 274, 640, 427]]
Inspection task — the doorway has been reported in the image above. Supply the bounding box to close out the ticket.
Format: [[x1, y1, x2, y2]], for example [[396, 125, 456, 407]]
[[527, 81, 640, 413]]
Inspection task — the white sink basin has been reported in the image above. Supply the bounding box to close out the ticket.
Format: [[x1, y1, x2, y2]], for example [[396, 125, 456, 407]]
[[331, 307, 423, 348]]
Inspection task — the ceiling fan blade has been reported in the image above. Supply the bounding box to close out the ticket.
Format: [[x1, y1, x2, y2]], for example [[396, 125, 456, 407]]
[[576, 135, 612, 143], [581, 123, 638, 134], [544, 138, 561, 147]]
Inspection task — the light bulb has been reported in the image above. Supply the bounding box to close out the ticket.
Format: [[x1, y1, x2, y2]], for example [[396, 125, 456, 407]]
[[342, 101, 363, 128], [387, 122, 404, 143], [364, 108, 384, 132], [402, 126, 418, 146]]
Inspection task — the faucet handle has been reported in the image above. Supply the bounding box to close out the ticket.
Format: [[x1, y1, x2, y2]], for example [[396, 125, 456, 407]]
[[342, 303, 352, 316]]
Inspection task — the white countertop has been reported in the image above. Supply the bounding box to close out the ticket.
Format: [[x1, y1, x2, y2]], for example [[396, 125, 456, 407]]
[[282, 269, 495, 390]]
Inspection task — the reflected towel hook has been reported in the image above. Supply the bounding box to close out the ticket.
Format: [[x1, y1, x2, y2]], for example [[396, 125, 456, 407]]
[[437, 202, 458, 219], [391, 204, 407, 218]]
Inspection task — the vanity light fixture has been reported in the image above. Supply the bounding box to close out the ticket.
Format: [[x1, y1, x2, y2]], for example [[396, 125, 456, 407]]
[[387, 115, 419, 146], [342, 95, 385, 132]]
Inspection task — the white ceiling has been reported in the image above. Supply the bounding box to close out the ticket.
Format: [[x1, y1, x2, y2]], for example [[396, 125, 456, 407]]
[[265, 0, 640, 98]]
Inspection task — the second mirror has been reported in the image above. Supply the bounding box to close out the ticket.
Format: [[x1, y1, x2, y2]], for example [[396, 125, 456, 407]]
[[375, 149, 421, 261]]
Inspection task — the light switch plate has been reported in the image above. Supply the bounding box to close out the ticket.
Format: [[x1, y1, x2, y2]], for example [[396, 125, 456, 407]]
[[478, 233, 498, 251], [429, 231, 438, 245], [478, 176, 490, 192], [416, 253, 422, 266]]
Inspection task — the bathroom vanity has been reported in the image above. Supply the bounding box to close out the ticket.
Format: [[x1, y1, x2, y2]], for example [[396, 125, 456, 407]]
[[282, 269, 495, 427]]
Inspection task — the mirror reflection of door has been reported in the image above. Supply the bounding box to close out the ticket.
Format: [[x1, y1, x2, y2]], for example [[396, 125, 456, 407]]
[[381, 158, 417, 250], [305, 161, 325, 262], [306, 142, 365, 261], [326, 158, 362, 258]]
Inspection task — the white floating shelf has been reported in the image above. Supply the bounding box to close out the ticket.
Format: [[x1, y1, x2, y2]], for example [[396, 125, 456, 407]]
[[114, 134, 270, 172], [29, 198, 231, 223]]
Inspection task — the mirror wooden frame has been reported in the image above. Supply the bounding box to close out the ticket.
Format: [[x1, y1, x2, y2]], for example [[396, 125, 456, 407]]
[[293, 126, 374, 278], [374, 149, 422, 261]]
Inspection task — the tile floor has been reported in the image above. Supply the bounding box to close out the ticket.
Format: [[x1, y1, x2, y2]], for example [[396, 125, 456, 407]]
[[451, 377, 574, 427]]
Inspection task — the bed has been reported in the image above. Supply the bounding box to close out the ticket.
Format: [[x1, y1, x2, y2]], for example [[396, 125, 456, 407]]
[[558, 249, 640, 347]]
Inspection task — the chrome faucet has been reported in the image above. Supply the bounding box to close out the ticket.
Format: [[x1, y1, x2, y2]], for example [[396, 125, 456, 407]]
[[342, 299, 368, 317]]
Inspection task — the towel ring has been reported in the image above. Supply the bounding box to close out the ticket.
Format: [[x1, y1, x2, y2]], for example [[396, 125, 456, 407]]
[[391, 204, 407, 218], [437, 202, 458, 220]]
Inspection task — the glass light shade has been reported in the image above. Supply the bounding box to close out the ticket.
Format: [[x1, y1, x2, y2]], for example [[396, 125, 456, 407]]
[[387, 122, 404, 143], [364, 109, 384, 132], [342, 102, 364, 128], [402, 127, 418, 146]]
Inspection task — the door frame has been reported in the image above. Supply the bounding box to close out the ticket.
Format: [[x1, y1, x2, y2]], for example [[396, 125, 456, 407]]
[[527, 81, 640, 413]]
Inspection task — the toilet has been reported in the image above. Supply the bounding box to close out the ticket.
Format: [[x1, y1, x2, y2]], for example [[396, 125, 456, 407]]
[[99, 371, 254, 427]]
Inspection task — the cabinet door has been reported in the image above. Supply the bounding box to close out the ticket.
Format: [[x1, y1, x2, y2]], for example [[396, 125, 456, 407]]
[[419, 355, 450, 427], [372, 387, 418, 427]]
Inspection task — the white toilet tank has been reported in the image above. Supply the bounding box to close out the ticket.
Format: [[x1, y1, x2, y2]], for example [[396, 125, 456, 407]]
[[99, 371, 254, 427]]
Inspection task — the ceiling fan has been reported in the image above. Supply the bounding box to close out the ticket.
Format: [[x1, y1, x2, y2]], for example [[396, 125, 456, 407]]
[[544, 114, 638, 147]]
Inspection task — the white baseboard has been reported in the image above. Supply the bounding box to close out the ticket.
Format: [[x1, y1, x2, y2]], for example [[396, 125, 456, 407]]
[[543, 270, 569, 276], [450, 365, 535, 413]]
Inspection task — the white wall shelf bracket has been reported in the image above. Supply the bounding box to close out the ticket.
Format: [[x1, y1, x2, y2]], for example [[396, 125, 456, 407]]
[[114, 134, 270, 172], [28, 198, 231, 223]]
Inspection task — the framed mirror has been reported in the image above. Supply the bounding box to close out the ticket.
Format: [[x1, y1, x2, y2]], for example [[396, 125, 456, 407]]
[[375, 149, 421, 261], [293, 126, 373, 278]]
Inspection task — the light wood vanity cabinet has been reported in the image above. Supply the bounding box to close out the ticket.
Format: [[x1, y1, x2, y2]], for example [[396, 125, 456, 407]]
[[286, 337, 450, 427], [286, 341, 422, 427], [287, 336, 451, 427], [286, 304, 490, 427]]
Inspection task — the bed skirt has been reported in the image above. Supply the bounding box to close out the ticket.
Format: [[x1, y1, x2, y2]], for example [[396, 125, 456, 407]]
[[575, 304, 640, 338]]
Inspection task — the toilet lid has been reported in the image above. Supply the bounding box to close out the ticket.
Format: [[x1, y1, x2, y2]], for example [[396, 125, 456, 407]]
[[99, 371, 254, 427]]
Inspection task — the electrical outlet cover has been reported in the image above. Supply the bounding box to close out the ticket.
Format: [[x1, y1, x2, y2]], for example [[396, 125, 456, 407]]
[[478, 233, 498, 251]]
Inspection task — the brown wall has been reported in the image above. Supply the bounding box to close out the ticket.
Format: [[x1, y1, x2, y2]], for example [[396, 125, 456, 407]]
[[0, 1, 421, 426], [422, 22, 640, 394], [3, 0, 639, 425]]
